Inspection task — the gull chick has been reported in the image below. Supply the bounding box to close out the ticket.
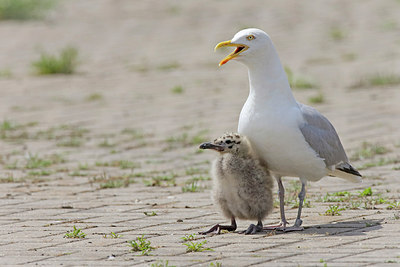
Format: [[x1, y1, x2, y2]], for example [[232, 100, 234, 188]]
[[199, 133, 273, 235], [215, 28, 362, 231]]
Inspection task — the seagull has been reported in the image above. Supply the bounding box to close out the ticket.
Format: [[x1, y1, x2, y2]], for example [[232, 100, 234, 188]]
[[198, 133, 274, 235], [215, 28, 362, 231]]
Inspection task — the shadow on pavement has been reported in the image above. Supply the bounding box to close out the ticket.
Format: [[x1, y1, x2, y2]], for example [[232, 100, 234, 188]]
[[302, 219, 384, 236]]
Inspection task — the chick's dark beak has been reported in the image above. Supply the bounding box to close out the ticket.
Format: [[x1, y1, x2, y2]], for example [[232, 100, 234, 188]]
[[199, 142, 225, 152]]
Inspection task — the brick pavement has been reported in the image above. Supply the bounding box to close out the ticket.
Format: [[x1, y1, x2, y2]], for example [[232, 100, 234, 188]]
[[1, 0, 400, 266]]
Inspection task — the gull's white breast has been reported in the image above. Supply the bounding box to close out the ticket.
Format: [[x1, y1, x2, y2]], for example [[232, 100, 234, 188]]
[[238, 95, 327, 180]]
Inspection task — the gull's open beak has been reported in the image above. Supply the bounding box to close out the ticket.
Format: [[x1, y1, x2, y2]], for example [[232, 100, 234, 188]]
[[214, 40, 249, 66], [199, 142, 225, 152]]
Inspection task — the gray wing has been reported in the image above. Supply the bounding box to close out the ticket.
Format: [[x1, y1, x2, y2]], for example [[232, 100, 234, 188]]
[[298, 103, 348, 167], [298, 103, 361, 179]]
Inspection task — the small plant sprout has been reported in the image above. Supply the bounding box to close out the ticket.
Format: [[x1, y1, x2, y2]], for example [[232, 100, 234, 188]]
[[324, 205, 345, 216], [144, 211, 157, 216], [284, 66, 317, 89], [359, 187, 373, 197], [28, 169, 51, 176], [387, 201, 400, 210], [85, 93, 103, 101], [171, 85, 184, 94], [98, 139, 115, 148], [144, 173, 177, 187], [210, 263, 222, 267], [25, 153, 52, 169], [182, 181, 202, 192], [185, 167, 208, 175], [127, 235, 154, 255], [0, 68, 12, 78], [78, 163, 89, 170], [99, 179, 126, 189], [181, 233, 196, 242], [330, 26, 346, 41], [183, 240, 213, 253], [104, 232, 122, 238], [351, 142, 390, 161], [308, 92, 324, 104], [57, 137, 82, 147], [64, 226, 86, 238], [157, 61, 180, 71], [351, 74, 400, 89], [151, 260, 176, 267]]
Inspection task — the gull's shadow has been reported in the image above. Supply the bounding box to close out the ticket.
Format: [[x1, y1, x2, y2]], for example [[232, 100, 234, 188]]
[[300, 219, 384, 236]]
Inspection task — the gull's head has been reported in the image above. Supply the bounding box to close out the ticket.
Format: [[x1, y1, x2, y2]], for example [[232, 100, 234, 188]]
[[199, 133, 249, 155], [215, 28, 273, 66]]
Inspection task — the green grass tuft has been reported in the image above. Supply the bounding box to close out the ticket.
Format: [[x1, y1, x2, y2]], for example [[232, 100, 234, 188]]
[[104, 232, 122, 238], [151, 260, 176, 267], [285, 66, 317, 89], [171, 85, 184, 94], [85, 93, 103, 102], [0, 0, 56, 20], [359, 187, 373, 197], [165, 130, 209, 150], [127, 235, 154, 256], [32, 46, 79, 75], [25, 153, 65, 169], [351, 74, 400, 89], [387, 201, 400, 210], [26, 154, 52, 169], [182, 181, 203, 193], [183, 240, 213, 252], [64, 225, 86, 238], [28, 170, 51, 176], [330, 27, 346, 41], [144, 173, 177, 187], [99, 179, 126, 189], [324, 205, 345, 216], [98, 139, 116, 148], [308, 92, 324, 104], [157, 61, 180, 71], [351, 142, 390, 161], [0, 120, 18, 131], [181, 233, 196, 242], [0, 68, 12, 78], [57, 137, 83, 147]]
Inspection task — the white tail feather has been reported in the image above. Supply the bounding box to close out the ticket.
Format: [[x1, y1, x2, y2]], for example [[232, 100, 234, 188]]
[[328, 169, 362, 183]]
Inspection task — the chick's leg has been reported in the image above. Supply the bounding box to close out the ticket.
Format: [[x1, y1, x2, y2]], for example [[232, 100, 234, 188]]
[[199, 217, 237, 235]]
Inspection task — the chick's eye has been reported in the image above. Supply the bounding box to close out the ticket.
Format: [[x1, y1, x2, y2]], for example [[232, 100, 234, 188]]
[[246, 35, 255, 41]]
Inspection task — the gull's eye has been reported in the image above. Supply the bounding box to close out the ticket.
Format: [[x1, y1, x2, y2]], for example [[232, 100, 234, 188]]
[[246, 35, 255, 41]]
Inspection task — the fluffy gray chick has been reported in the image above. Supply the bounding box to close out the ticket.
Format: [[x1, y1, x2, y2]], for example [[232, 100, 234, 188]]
[[199, 133, 274, 235]]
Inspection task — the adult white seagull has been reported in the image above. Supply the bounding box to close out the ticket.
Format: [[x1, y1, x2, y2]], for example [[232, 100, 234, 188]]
[[215, 28, 362, 231]]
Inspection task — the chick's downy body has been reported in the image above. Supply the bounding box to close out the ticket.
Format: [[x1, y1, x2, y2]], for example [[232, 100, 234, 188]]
[[199, 133, 273, 234], [212, 145, 273, 221]]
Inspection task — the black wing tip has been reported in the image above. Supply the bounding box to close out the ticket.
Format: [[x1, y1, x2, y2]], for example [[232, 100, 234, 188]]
[[337, 165, 362, 177]]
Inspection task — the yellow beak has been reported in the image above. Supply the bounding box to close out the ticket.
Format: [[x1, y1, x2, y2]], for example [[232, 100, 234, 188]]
[[214, 40, 249, 66]]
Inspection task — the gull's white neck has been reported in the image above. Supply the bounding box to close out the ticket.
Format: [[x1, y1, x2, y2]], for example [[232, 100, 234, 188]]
[[245, 48, 296, 106]]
